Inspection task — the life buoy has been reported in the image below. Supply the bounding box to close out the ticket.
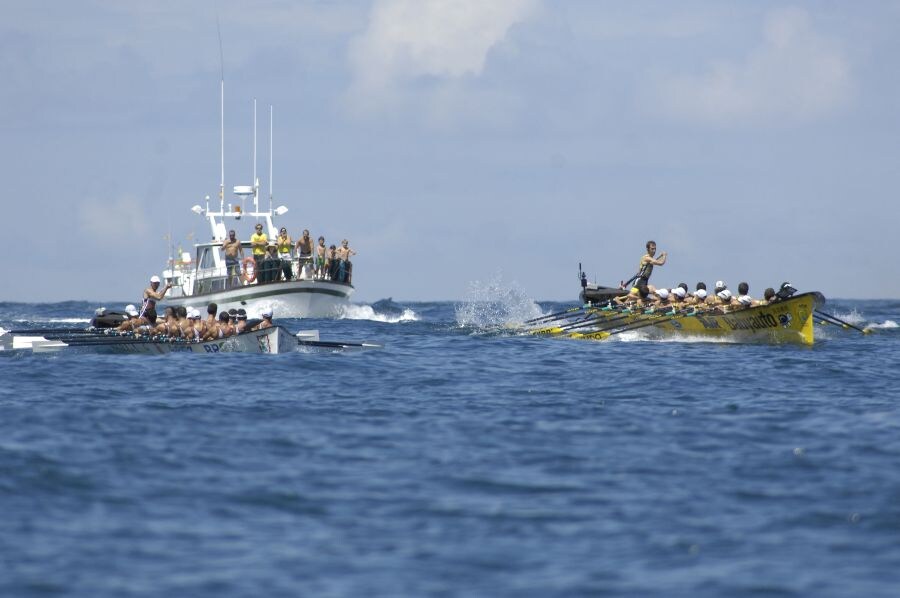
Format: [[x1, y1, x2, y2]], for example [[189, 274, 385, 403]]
[[242, 257, 256, 283]]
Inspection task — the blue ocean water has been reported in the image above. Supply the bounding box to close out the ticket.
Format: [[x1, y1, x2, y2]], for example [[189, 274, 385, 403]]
[[1, 293, 900, 597]]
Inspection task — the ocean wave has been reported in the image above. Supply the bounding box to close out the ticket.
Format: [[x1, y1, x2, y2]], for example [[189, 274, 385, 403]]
[[338, 304, 418, 323]]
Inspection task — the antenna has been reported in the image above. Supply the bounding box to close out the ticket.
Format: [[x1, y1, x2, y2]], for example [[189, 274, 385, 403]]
[[216, 13, 225, 212], [253, 98, 258, 214], [269, 105, 274, 213], [252, 98, 257, 193]]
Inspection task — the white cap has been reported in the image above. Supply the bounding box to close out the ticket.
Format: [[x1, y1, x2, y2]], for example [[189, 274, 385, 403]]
[[693, 289, 708, 299], [656, 288, 669, 299], [717, 289, 732, 301], [737, 295, 753, 306], [94, 307, 106, 316], [672, 287, 686, 299], [125, 304, 139, 316], [150, 275, 161, 283], [715, 280, 726, 291], [190, 309, 201, 320], [261, 307, 273, 318]]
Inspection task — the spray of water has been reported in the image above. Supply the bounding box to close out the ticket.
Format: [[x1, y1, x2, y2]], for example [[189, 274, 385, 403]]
[[454, 272, 543, 329]]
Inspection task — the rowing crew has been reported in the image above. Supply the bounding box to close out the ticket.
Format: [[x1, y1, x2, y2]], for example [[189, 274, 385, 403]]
[[114, 303, 274, 341], [614, 281, 795, 311]]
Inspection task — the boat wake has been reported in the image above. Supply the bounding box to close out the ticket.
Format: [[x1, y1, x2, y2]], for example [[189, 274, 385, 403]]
[[454, 273, 543, 330], [338, 302, 418, 323]]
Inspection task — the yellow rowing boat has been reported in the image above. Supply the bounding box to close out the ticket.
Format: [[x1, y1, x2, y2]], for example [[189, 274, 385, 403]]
[[589, 292, 824, 345]]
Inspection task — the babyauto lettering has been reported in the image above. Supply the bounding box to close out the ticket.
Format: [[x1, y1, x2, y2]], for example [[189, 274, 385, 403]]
[[723, 313, 779, 331], [695, 316, 721, 330]]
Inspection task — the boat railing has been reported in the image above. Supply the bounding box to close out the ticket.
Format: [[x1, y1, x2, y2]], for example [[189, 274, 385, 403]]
[[185, 256, 352, 295]]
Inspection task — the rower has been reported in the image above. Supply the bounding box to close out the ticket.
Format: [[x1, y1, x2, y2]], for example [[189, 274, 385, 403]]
[[253, 307, 274, 330], [117, 304, 145, 332], [736, 282, 755, 308]]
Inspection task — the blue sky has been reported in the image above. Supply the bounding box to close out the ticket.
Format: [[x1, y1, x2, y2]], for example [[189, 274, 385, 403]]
[[2, 1, 899, 302]]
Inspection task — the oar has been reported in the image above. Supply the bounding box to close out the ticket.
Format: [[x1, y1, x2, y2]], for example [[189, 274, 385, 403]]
[[534, 310, 637, 336], [297, 339, 383, 350], [3, 327, 101, 336], [522, 305, 585, 326], [575, 308, 704, 341], [814, 310, 870, 334]]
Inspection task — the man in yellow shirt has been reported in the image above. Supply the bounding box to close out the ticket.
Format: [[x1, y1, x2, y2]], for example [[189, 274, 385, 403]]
[[250, 223, 268, 278]]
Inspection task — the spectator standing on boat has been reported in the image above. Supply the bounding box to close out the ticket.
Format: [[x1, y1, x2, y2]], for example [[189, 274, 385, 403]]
[[261, 243, 280, 284], [276, 227, 293, 281], [314, 236, 327, 279], [222, 230, 244, 289], [336, 239, 357, 283], [295, 229, 314, 278], [250, 223, 268, 278], [327, 244, 339, 281], [142, 275, 172, 324]]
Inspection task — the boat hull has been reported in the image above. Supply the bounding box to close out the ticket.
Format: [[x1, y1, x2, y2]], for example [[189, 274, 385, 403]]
[[164, 279, 353, 318], [644, 292, 824, 345], [25, 326, 295, 355]]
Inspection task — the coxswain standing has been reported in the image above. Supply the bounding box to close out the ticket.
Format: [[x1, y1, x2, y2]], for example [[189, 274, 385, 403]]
[[142, 275, 172, 324], [633, 241, 666, 289]]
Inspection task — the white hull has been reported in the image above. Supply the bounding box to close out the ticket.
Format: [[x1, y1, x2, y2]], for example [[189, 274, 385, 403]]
[[9, 326, 292, 355], [165, 279, 353, 318]]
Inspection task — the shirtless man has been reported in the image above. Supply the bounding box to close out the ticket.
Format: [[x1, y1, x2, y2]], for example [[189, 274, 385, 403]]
[[117, 304, 147, 332], [204, 311, 234, 341], [295, 229, 314, 278], [152, 307, 178, 336], [204, 303, 218, 333], [142, 275, 172, 324], [336, 239, 357, 283], [314, 236, 327, 279], [222, 230, 244, 288]]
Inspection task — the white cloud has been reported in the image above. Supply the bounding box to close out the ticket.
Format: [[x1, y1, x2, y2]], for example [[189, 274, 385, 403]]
[[347, 0, 538, 113], [656, 7, 852, 125]]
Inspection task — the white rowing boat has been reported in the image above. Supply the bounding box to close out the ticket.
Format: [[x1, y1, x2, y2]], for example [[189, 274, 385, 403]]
[[0, 326, 381, 355]]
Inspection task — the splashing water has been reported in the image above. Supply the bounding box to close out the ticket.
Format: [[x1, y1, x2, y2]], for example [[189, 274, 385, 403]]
[[866, 320, 898, 330], [338, 304, 418, 323], [454, 273, 543, 328]]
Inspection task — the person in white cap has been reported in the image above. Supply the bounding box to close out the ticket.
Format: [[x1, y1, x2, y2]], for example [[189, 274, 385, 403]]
[[252, 306, 274, 330], [651, 287, 670, 307], [142, 275, 172, 325], [116, 304, 148, 332], [715, 288, 734, 311]]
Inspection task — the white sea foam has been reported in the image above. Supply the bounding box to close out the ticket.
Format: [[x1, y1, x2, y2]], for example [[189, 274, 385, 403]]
[[865, 320, 898, 330], [455, 273, 543, 329], [338, 304, 418, 323]]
